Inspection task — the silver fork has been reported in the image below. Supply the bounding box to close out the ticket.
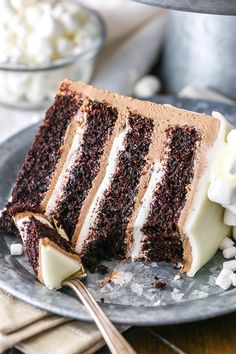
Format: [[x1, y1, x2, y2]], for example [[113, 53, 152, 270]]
[[62, 274, 137, 354]]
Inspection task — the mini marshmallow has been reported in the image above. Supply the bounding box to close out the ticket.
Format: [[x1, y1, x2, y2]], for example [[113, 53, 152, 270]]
[[56, 38, 74, 57], [208, 178, 236, 205], [215, 274, 231, 290], [229, 273, 236, 287], [10, 0, 38, 12], [219, 268, 233, 277], [223, 246, 236, 258], [36, 15, 64, 38], [223, 260, 236, 270], [10, 243, 24, 256], [219, 237, 234, 250], [61, 12, 79, 35], [26, 34, 53, 63], [133, 75, 162, 98], [227, 130, 236, 150], [224, 209, 236, 226]]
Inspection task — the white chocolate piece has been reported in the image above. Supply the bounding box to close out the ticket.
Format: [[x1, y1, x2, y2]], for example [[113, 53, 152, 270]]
[[10, 243, 24, 256], [224, 209, 236, 226], [40, 243, 82, 290], [181, 112, 231, 277], [215, 274, 231, 290], [222, 246, 236, 258], [223, 260, 236, 271], [219, 237, 234, 250], [133, 75, 161, 98], [229, 273, 236, 287], [208, 178, 236, 205]]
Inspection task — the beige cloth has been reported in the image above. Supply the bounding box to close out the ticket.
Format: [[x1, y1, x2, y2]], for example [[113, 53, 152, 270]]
[[0, 290, 110, 354]]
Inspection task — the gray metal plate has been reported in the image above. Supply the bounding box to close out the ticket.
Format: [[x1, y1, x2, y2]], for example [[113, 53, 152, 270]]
[[135, 0, 236, 15], [0, 97, 236, 326]]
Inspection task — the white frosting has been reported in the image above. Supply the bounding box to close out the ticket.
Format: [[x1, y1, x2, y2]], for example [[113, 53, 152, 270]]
[[75, 124, 130, 253], [15, 215, 52, 243], [208, 178, 236, 205], [131, 161, 164, 260], [185, 112, 232, 276], [224, 209, 236, 226], [40, 243, 82, 289], [45, 113, 85, 218]]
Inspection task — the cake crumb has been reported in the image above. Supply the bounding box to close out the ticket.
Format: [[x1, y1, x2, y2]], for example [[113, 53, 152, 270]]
[[152, 276, 167, 290], [97, 263, 109, 274], [154, 281, 167, 290]]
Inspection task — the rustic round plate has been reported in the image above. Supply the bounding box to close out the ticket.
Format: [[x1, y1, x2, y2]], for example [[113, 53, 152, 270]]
[[135, 0, 236, 15], [0, 97, 236, 326]]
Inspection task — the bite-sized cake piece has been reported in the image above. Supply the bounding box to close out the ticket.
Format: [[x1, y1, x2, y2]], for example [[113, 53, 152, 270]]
[[0, 80, 233, 277], [13, 212, 85, 289]]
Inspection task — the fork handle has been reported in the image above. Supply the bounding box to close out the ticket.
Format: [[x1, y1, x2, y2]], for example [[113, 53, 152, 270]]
[[62, 279, 137, 354]]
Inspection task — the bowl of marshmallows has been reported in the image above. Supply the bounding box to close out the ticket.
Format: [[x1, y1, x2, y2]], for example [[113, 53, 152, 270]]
[[0, 0, 105, 109]]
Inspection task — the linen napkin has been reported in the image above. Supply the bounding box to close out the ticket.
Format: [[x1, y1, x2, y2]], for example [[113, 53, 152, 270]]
[[0, 289, 116, 354]]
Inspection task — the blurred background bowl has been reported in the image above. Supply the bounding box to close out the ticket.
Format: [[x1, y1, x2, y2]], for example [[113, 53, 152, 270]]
[[0, 4, 106, 110]]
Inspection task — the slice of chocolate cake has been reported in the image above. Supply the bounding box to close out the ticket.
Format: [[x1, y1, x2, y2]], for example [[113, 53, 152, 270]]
[[1, 80, 233, 277], [14, 212, 85, 289]]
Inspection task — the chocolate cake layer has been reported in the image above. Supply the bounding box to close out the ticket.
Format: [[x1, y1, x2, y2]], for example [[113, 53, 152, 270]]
[[0, 92, 81, 234], [82, 114, 153, 269], [142, 126, 201, 264], [53, 100, 118, 238], [24, 217, 74, 274]]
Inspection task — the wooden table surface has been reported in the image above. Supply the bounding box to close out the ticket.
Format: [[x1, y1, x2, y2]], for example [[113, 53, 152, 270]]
[[97, 312, 236, 354]]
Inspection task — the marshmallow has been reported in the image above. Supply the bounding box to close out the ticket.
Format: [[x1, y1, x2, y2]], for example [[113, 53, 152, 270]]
[[133, 75, 162, 98], [10, 243, 24, 256], [224, 209, 236, 226], [36, 15, 64, 38], [25, 4, 50, 27], [215, 274, 231, 290], [219, 237, 234, 250], [61, 12, 79, 35], [227, 130, 236, 150], [219, 268, 233, 277], [222, 246, 236, 258], [233, 227, 236, 240], [0, 1, 15, 24], [26, 34, 53, 63], [56, 38, 74, 57], [10, 0, 38, 12], [229, 273, 236, 287], [223, 260, 236, 270], [208, 178, 236, 205]]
